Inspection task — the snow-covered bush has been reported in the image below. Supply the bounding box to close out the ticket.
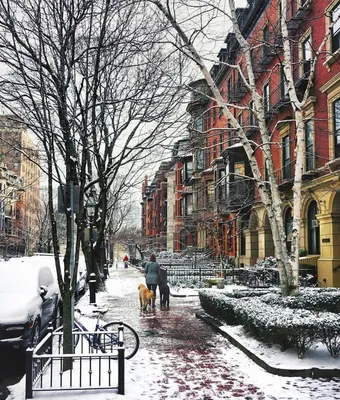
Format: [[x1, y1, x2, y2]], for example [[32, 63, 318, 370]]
[[260, 289, 340, 313], [199, 291, 238, 325], [199, 291, 340, 358], [253, 256, 278, 269], [318, 319, 340, 358], [223, 288, 279, 298]]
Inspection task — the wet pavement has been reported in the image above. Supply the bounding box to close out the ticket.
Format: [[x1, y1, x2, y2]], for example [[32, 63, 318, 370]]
[[81, 264, 340, 400]]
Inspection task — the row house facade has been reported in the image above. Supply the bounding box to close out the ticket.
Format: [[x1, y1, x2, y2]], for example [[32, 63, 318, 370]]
[[0, 116, 40, 255], [141, 162, 171, 253], [141, 141, 195, 254], [185, 0, 340, 287], [142, 0, 340, 288]]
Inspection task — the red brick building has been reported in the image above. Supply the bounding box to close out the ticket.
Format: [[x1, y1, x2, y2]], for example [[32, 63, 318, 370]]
[[186, 0, 340, 287], [142, 0, 340, 287]]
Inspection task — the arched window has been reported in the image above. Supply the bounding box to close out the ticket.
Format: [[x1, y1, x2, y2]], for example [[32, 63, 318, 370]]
[[307, 200, 320, 255], [284, 207, 293, 254]]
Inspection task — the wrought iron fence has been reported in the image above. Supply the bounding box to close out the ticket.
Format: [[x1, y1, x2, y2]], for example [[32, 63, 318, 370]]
[[26, 328, 125, 398]]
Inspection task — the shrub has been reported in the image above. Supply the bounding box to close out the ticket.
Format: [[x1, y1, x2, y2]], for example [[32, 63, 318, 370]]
[[318, 318, 340, 358], [260, 289, 340, 313], [199, 291, 238, 325], [199, 290, 340, 358]]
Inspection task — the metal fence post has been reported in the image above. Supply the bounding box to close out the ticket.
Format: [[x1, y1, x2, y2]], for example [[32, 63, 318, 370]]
[[25, 348, 33, 399], [118, 325, 125, 395]]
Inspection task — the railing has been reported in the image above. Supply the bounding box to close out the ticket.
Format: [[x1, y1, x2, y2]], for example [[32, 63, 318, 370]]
[[299, 255, 319, 270], [157, 261, 221, 284], [26, 327, 125, 399]]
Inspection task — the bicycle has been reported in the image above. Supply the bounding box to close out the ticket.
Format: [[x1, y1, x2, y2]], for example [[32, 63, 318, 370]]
[[57, 308, 139, 359]]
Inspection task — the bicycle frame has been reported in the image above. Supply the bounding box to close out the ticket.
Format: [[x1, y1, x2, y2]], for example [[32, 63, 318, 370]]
[[73, 312, 103, 349]]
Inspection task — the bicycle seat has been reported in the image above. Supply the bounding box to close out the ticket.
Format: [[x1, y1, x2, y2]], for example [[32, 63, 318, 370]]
[[93, 307, 108, 314]]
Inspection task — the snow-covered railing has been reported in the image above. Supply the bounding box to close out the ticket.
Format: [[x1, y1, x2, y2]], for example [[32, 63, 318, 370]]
[[25, 328, 125, 399]]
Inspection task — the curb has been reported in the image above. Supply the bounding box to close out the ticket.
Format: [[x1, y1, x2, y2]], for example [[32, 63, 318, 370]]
[[170, 292, 199, 298], [196, 311, 340, 379]]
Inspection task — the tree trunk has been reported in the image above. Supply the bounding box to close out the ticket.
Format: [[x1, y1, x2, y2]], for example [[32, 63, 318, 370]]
[[62, 290, 73, 371]]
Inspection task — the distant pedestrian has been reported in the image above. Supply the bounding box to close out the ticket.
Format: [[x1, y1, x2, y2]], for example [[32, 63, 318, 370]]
[[144, 254, 160, 308], [123, 255, 129, 268]]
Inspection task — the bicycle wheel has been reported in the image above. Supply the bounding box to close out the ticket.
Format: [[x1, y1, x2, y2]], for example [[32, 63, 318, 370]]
[[99, 322, 139, 359]]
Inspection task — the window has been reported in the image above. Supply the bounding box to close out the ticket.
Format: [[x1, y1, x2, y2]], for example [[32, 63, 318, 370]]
[[213, 138, 217, 160], [277, 1, 282, 32], [13, 163, 19, 171], [305, 120, 314, 171], [206, 181, 215, 206], [284, 207, 293, 253], [263, 25, 270, 57], [240, 218, 248, 256], [280, 66, 288, 99], [263, 83, 270, 112], [302, 36, 312, 74], [184, 160, 193, 182], [184, 194, 193, 216], [249, 101, 256, 126], [230, 162, 247, 203], [218, 169, 226, 201], [227, 221, 233, 251], [196, 149, 204, 171], [227, 77, 232, 102], [307, 200, 320, 255], [333, 98, 340, 158], [282, 135, 291, 179], [238, 112, 243, 127], [332, 3, 340, 53]]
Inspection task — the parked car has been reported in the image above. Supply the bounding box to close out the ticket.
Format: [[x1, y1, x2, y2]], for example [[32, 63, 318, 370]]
[[32, 253, 87, 297], [0, 260, 60, 350]]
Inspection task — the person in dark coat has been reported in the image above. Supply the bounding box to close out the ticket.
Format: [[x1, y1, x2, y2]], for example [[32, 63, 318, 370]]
[[158, 266, 170, 307], [144, 254, 160, 308]]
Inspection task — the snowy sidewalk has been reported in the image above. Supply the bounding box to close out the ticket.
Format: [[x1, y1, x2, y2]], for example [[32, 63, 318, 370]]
[[8, 264, 340, 400]]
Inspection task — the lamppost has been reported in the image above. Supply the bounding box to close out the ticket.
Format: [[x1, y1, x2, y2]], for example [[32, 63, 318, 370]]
[[86, 188, 97, 304]]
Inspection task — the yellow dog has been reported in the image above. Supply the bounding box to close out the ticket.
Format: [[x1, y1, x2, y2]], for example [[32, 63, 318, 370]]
[[138, 284, 154, 311]]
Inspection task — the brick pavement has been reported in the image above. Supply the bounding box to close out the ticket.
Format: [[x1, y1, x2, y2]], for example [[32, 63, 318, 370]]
[[84, 264, 340, 400]]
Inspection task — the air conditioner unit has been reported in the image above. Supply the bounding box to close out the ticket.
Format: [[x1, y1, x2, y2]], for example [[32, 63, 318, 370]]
[[312, 219, 319, 228]]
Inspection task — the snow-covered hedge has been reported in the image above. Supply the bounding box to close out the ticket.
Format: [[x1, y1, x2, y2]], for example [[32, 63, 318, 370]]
[[260, 288, 340, 313], [199, 290, 340, 358]]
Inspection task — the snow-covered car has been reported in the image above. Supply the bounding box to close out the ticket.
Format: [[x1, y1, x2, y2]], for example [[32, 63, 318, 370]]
[[32, 253, 87, 297], [0, 260, 60, 350]]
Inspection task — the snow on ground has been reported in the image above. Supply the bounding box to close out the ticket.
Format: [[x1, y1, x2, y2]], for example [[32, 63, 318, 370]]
[[7, 265, 340, 400]]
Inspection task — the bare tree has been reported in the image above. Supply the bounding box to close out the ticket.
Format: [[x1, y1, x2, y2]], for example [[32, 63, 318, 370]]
[[0, 0, 186, 367]]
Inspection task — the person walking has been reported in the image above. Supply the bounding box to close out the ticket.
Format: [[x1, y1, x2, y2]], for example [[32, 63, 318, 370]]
[[144, 254, 160, 308], [123, 255, 129, 268]]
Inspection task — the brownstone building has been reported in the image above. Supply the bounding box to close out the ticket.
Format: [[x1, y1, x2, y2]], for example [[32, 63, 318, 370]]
[[0, 116, 40, 255]]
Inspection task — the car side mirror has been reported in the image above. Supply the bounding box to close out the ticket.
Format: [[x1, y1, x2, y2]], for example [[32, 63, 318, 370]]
[[40, 285, 48, 297]]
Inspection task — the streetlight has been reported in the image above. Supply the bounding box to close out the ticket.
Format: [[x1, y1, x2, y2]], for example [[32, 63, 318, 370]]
[[86, 188, 97, 304]]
